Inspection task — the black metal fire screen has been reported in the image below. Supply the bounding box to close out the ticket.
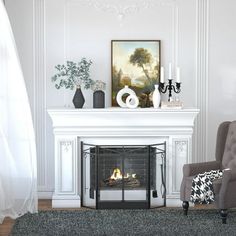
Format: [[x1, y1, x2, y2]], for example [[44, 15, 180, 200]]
[[81, 142, 166, 209]]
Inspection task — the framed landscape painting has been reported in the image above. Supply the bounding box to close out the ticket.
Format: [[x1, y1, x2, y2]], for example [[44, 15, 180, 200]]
[[111, 40, 161, 107]]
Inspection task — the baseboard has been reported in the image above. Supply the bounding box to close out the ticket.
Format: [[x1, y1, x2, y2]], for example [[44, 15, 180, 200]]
[[52, 194, 81, 208], [38, 191, 53, 199]]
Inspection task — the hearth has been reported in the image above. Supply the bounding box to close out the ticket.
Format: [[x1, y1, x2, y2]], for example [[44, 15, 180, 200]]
[[81, 142, 166, 209]]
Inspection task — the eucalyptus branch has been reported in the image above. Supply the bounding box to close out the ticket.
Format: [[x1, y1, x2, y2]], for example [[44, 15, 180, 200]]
[[51, 58, 93, 90]]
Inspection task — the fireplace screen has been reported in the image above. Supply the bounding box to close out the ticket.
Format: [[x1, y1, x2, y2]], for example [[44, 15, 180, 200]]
[[81, 142, 166, 209]]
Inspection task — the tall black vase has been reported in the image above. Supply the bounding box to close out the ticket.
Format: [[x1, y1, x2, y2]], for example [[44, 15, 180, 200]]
[[73, 88, 85, 108], [93, 90, 105, 108]]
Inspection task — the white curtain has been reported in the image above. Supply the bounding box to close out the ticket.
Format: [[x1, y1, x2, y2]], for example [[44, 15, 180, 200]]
[[0, 0, 38, 223]]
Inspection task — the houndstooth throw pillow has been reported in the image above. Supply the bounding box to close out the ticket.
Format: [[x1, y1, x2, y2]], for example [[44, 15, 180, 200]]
[[190, 170, 223, 204]]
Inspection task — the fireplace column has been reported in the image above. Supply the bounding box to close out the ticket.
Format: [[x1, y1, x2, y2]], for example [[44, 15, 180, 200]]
[[52, 135, 80, 208]]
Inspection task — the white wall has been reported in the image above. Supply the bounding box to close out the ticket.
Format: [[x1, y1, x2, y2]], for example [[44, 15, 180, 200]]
[[5, 0, 34, 109], [45, 0, 196, 109], [5, 0, 236, 197], [208, 0, 236, 160]]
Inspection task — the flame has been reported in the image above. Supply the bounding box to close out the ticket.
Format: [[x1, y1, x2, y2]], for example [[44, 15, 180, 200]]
[[110, 168, 122, 180], [110, 168, 136, 180]]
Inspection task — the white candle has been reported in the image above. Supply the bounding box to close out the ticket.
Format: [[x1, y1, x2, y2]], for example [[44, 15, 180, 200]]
[[176, 67, 180, 83], [160, 66, 164, 83], [168, 63, 172, 80]]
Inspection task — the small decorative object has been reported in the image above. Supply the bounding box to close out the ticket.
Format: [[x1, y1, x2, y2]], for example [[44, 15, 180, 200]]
[[73, 87, 85, 108], [112, 40, 161, 107], [161, 101, 183, 109], [159, 64, 181, 102], [51, 58, 93, 108], [116, 85, 136, 108], [126, 94, 139, 109], [92, 80, 106, 108], [152, 84, 161, 108]]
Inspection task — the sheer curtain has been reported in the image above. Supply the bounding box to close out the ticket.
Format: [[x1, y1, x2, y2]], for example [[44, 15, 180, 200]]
[[0, 0, 37, 223]]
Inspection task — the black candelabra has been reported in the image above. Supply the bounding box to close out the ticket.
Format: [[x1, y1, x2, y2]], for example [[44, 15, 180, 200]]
[[159, 79, 181, 101]]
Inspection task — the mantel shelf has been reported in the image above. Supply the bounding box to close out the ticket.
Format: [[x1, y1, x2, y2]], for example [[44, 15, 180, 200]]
[[48, 107, 199, 113], [48, 107, 200, 134]]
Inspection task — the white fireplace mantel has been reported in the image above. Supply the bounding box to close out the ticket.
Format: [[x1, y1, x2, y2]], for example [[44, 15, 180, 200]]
[[48, 107, 199, 135], [48, 107, 199, 208]]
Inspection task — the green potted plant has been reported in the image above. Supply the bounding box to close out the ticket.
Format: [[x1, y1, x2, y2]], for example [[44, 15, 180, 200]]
[[51, 58, 93, 108]]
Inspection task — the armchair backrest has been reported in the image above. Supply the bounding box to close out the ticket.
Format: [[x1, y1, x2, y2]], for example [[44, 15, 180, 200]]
[[215, 121, 230, 164], [221, 121, 236, 169]]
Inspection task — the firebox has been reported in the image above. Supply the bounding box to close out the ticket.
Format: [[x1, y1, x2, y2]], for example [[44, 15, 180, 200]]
[[81, 142, 166, 209]]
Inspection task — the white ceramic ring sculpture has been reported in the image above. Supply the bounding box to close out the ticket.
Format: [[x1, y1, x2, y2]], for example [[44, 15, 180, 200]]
[[126, 94, 139, 109], [116, 85, 136, 108]]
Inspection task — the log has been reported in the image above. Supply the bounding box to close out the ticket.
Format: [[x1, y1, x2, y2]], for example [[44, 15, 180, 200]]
[[102, 177, 141, 188]]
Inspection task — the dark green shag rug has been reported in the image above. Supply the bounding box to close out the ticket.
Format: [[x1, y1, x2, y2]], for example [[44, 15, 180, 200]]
[[11, 209, 236, 236]]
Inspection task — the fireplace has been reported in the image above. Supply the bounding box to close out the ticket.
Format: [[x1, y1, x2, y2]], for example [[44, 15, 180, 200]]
[[48, 108, 199, 208], [81, 142, 166, 209]]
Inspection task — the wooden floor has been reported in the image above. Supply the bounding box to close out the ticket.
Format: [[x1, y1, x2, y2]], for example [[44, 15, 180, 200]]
[[0, 200, 51, 236], [0, 200, 213, 236]]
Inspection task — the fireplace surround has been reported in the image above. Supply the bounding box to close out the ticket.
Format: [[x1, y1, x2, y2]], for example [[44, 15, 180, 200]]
[[48, 108, 199, 208], [81, 142, 166, 209]]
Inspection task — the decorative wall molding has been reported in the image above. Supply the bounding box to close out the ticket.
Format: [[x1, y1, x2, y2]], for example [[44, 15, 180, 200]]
[[38, 191, 53, 199], [78, 0, 177, 22], [32, 0, 204, 198], [195, 0, 209, 163], [53, 136, 80, 208], [67, 0, 179, 67], [172, 139, 188, 194], [58, 140, 75, 193], [33, 0, 48, 191]]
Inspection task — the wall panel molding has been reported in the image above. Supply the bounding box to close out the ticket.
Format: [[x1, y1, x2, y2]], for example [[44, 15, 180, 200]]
[[195, 0, 209, 163], [69, 0, 179, 67], [34, 0, 200, 198], [33, 0, 48, 191]]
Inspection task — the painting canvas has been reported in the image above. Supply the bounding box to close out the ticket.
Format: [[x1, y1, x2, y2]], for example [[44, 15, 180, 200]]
[[112, 40, 161, 107]]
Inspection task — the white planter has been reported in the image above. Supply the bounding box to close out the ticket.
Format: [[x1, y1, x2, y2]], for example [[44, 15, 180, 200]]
[[116, 85, 136, 108], [126, 94, 139, 109], [153, 84, 161, 108]]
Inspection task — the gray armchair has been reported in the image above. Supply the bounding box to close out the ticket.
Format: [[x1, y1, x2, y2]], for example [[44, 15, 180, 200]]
[[180, 121, 236, 223]]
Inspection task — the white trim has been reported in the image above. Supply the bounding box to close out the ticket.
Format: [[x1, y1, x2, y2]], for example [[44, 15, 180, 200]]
[[38, 191, 53, 199], [195, 0, 209, 163], [171, 1, 179, 68], [172, 139, 188, 193], [166, 197, 182, 207], [34, 0, 48, 190], [52, 197, 81, 208]]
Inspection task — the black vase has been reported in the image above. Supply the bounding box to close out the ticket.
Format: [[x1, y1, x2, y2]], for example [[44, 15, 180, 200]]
[[73, 88, 85, 108], [93, 90, 105, 108]]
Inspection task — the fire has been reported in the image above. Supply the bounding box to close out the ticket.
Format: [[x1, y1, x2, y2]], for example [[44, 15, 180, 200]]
[[110, 168, 122, 180], [110, 168, 136, 180]]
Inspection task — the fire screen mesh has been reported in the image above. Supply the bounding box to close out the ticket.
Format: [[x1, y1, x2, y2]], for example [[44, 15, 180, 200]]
[[82, 143, 166, 209]]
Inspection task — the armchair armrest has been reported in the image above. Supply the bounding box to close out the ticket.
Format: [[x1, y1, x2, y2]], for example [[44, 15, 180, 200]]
[[218, 169, 236, 209], [183, 161, 221, 177], [222, 169, 236, 182]]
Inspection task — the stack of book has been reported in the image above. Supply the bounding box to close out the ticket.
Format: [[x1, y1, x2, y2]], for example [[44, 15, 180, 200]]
[[161, 101, 183, 109]]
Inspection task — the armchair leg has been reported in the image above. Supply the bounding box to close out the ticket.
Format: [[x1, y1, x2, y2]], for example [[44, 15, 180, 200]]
[[182, 201, 189, 216], [220, 209, 228, 224]]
